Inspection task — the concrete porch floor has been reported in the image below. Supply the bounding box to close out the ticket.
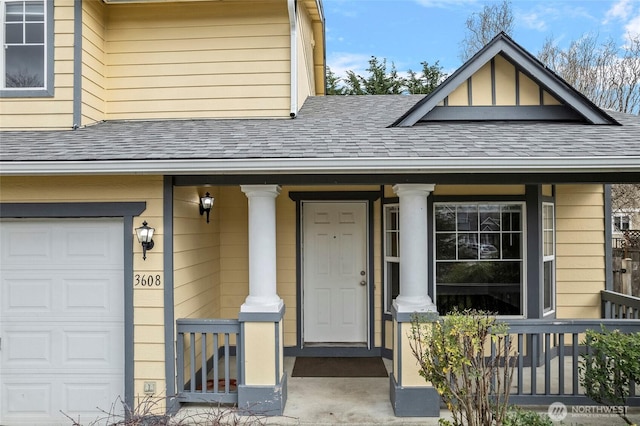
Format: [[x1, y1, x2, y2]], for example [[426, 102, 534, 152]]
[[178, 356, 640, 425], [262, 357, 441, 425]]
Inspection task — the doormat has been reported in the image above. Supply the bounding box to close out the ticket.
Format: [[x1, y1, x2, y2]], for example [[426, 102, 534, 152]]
[[291, 357, 388, 377]]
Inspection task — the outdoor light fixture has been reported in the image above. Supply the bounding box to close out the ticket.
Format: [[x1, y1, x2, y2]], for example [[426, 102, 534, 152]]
[[199, 192, 215, 223], [135, 221, 155, 260]]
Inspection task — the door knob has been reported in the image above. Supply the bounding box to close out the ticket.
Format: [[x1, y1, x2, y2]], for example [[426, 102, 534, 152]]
[[360, 280, 367, 286]]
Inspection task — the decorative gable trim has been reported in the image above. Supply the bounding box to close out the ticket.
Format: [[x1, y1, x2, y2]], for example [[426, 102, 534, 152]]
[[392, 32, 619, 127]]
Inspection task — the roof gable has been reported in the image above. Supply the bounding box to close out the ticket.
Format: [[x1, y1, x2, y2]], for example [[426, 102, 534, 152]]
[[392, 32, 619, 126]]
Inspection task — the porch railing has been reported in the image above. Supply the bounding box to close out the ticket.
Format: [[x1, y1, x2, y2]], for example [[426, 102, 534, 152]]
[[503, 319, 640, 406], [176, 318, 241, 404], [601, 290, 640, 319]]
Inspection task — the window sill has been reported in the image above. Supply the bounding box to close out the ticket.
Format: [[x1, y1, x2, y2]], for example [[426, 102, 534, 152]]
[[0, 88, 54, 98]]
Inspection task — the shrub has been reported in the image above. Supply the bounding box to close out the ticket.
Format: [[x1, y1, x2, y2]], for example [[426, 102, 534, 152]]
[[62, 395, 266, 426], [409, 309, 516, 426], [579, 326, 640, 425], [503, 407, 553, 426]]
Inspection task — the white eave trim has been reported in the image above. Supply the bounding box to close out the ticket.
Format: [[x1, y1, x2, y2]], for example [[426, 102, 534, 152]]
[[1, 156, 639, 176]]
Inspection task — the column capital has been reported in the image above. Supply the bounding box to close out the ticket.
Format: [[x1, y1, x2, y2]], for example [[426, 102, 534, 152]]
[[392, 184, 435, 197], [241, 184, 282, 198]]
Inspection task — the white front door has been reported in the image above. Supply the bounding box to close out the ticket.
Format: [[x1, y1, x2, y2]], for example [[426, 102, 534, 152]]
[[303, 202, 368, 344], [0, 219, 125, 426]]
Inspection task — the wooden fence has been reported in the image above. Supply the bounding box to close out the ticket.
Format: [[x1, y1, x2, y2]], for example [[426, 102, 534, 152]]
[[613, 230, 640, 297]]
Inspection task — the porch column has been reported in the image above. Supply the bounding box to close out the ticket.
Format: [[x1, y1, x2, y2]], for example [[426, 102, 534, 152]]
[[392, 183, 436, 313], [238, 185, 286, 416], [389, 184, 439, 417], [240, 184, 283, 313]]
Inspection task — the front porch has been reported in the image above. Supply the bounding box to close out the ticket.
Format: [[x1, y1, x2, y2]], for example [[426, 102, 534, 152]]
[[166, 180, 640, 418], [176, 356, 640, 425], [174, 296, 640, 418]]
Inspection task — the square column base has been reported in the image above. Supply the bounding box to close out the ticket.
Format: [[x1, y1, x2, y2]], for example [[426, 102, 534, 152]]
[[238, 373, 287, 416], [389, 373, 440, 417], [238, 306, 286, 417]]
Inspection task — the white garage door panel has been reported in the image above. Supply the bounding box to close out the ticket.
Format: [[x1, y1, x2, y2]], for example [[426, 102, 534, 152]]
[[2, 383, 51, 414], [3, 378, 120, 424], [0, 219, 125, 425], [1, 221, 123, 267], [2, 273, 123, 318]]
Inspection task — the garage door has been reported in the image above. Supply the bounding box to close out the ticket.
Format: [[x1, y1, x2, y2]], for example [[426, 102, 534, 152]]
[[0, 219, 125, 425]]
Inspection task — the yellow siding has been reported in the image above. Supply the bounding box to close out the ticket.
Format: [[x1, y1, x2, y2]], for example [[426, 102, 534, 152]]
[[519, 72, 540, 105], [373, 198, 382, 348], [3, 0, 325, 127], [218, 187, 250, 319], [439, 54, 564, 110], [543, 90, 561, 105], [81, 0, 107, 125], [276, 188, 298, 346], [0, 0, 75, 130], [174, 182, 226, 404], [400, 322, 424, 386], [244, 322, 276, 385], [434, 185, 525, 196], [471, 62, 492, 106], [494, 55, 516, 105], [311, 20, 325, 95], [0, 175, 165, 397], [103, 0, 293, 120], [555, 184, 605, 319], [448, 80, 469, 106], [297, 3, 318, 105], [174, 187, 220, 321], [385, 320, 393, 350]]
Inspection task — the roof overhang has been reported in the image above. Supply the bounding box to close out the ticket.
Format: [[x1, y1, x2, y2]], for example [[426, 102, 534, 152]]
[[1, 156, 638, 176]]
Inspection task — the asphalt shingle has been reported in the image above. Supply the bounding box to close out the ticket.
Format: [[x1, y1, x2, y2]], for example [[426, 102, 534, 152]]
[[1, 95, 639, 164]]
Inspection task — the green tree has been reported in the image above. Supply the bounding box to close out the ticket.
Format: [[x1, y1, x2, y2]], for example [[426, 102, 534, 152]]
[[326, 57, 446, 95], [344, 56, 404, 95], [405, 61, 446, 94], [325, 66, 346, 95], [580, 327, 640, 425]]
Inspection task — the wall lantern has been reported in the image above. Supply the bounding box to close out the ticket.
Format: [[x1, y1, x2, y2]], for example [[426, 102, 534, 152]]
[[200, 192, 215, 223], [135, 221, 155, 260]]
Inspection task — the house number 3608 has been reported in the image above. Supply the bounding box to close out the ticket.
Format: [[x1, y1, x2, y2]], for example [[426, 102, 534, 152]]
[[135, 274, 162, 287]]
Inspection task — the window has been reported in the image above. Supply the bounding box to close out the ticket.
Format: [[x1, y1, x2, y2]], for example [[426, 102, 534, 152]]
[[1, 0, 49, 93], [383, 204, 400, 312], [543, 203, 555, 313], [434, 203, 524, 316], [613, 215, 631, 231]]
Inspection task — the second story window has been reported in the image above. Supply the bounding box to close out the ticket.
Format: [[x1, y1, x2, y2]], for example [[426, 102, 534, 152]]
[[2, 0, 46, 90]]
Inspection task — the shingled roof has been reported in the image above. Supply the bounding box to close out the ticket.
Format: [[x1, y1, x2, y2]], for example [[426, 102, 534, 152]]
[[2, 31, 640, 179], [1, 94, 639, 177]]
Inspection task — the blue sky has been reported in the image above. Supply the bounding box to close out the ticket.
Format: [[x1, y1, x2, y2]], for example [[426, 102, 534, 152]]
[[323, 0, 640, 78]]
